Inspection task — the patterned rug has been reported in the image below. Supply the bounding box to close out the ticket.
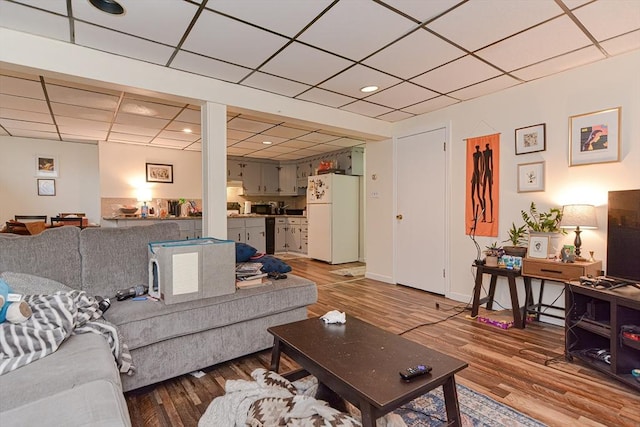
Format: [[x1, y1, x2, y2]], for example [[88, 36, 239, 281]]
[[393, 383, 546, 427], [330, 266, 366, 277]]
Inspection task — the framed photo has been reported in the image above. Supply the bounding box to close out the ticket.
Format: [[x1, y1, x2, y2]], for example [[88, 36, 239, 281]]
[[517, 161, 545, 193], [569, 107, 621, 166], [37, 179, 56, 196], [35, 155, 58, 177], [561, 245, 575, 263], [528, 235, 549, 259], [146, 163, 173, 183], [515, 123, 545, 155]]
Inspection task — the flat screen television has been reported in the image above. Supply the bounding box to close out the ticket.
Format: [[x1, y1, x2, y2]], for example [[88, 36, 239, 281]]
[[606, 189, 640, 283]]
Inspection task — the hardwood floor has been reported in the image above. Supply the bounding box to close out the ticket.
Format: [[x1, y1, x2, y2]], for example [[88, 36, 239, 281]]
[[125, 258, 640, 426]]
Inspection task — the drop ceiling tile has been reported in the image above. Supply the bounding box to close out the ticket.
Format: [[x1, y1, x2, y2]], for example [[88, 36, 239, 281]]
[[11, 0, 68, 15], [261, 145, 298, 154], [175, 107, 201, 124], [227, 129, 254, 141], [364, 82, 439, 109], [227, 146, 255, 156], [0, 107, 52, 123], [227, 117, 275, 133], [110, 123, 158, 136], [0, 1, 70, 41], [298, 0, 417, 61], [71, 0, 198, 46], [410, 55, 501, 94], [156, 130, 200, 142], [150, 138, 189, 148], [108, 132, 153, 144], [339, 100, 393, 117], [319, 65, 402, 98], [376, 110, 414, 122], [326, 138, 365, 148], [239, 113, 283, 125], [57, 126, 107, 139], [564, 0, 592, 9], [274, 152, 304, 160], [248, 150, 276, 159], [51, 103, 114, 122], [1, 118, 56, 132], [279, 140, 317, 149], [245, 134, 288, 145], [448, 74, 520, 100], [475, 16, 592, 72], [183, 8, 289, 68], [382, 0, 462, 22], [125, 93, 185, 108], [4, 129, 59, 140], [60, 135, 99, 143], [0, 94, 49, 113], [46, 85, 119, 110], [262, 125, 310, 139], [511, 46, 605, 82], [295, 88, 356, 108], [402, 95, 459, 115], [234, 141, 266, 150], [166, 121, 200, 134], [0, 128, 8, 136], [206, 0, 332, 37], [184, 142, 201, 152], [114, 112, 169, 129], [426, 0, 562, 52], [573, 0, 640, 42], [119, 98, 182, 119], [56, 116, 110, 130], [600, 30, 640, 56], [242, 72, 311, 97], [0, 75, 45, 99], [260, 42, 354, 86], [45, 78, 121, 96], [297, 132, 341, 143], [74, 22, 175, 66], [364, 29, 465, 79], [171, 51, 252, 83], [303, 144, 338, 153]]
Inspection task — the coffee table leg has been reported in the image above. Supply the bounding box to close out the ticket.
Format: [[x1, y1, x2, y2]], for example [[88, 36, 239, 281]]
[[360, 404, 376, 427], [442, 376, 462, 427], [270, 337, 282, 372]]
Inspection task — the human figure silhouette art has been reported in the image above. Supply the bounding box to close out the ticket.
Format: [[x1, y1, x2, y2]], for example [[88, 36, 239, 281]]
[[470, 145, 484, 231], [481, 143, 494, 223]]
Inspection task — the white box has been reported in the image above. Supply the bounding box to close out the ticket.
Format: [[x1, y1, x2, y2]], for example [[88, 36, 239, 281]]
[[148, 238, 235, 304]]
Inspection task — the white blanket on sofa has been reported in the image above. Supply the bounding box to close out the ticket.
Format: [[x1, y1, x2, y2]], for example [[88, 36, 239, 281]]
[[0, 290, 134, 376]]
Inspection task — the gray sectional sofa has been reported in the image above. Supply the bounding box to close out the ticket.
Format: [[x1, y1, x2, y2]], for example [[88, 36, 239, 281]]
[[0, 222, 317, 426]]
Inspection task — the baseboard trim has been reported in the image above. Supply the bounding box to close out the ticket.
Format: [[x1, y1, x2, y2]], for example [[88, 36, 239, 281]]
[[365, 272, 394, 284]]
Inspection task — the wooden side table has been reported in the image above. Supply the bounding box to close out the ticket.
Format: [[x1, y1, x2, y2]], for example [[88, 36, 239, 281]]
[[471, 264, 532, 329], [522, 258, 602, 322]]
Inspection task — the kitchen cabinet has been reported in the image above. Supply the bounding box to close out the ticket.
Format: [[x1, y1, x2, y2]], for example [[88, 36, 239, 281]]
[[278, 163, 297, 195], [275, 217, 287, 252], [273, 216, 307, 254], [287, 218, 302, 253], [227, 217, 266, 253], [240, 160, 280, 196], [336, 147, 364, 175], [228, 159, 246, 180]]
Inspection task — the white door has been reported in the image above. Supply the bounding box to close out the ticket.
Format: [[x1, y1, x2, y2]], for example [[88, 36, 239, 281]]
[[396, 128, 447, 294], [308, 203, 332, 262]]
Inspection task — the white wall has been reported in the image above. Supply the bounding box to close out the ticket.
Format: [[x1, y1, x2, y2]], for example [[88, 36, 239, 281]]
[[0, 136, 100, 224], [367, 49, 640, 310]]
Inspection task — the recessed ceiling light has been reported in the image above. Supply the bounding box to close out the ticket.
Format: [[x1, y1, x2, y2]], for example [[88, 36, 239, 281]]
[[263, 141, 273, 145], [360, 85, 379, 93], [89, 0, 125, 15], [182, 128, 192, 134]]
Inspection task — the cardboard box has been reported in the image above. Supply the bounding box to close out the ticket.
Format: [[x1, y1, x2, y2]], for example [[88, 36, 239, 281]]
[[148, 238, 235, 304]]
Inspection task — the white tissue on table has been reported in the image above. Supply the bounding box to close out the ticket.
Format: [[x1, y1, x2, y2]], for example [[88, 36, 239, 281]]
[[321, 310, 346, 324]]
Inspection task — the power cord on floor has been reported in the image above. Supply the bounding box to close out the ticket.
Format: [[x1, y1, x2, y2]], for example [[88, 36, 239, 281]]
[[397, 406, 446, 423], [399, 299, 471, 335]]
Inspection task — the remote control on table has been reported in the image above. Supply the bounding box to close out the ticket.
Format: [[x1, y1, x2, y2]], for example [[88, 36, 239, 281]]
[[399, 364, 432, 380]]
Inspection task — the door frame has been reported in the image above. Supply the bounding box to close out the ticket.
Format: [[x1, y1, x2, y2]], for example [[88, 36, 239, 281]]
[[393, 122, 452, 296]]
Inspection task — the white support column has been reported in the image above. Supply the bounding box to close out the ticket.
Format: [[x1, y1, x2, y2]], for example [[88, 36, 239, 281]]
[[201, 102, 227, 239]]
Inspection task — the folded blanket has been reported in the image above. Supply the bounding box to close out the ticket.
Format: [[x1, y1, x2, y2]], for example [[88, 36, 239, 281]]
[[0, 290, 134, 376]]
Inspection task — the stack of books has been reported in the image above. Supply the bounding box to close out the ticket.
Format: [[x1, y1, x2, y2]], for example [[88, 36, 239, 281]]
[[236, 262, 271, 289]]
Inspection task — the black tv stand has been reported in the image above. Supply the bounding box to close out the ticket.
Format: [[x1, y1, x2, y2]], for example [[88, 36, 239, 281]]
[[565, 282, 640, 391]]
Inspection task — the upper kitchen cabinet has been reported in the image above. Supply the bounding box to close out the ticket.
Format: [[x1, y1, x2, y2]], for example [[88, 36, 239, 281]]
[[228, 159, 246, 181], [239, 159, 280, 196], [278, 163, 298, 195], [337, 147, 364, 176]]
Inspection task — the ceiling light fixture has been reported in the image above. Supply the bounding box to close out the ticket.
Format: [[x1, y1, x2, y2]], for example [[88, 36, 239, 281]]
[[182, 128, 192, 134], [262, 141, 273, 145], [89, 0, 125, 15], [360, 85, 379, 93]]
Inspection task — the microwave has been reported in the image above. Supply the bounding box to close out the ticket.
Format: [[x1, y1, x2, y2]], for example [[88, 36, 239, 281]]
[[251, 204, 272, 214]]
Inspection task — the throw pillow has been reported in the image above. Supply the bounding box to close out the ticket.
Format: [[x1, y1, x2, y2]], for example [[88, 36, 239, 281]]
[[0, 272, 75, 295], [236, 242, 258, 263], [249, 254, 292, 274]]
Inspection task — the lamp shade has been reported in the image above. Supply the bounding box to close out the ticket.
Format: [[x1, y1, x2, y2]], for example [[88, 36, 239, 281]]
[[136, 188, 152, 203], [560, 204, 598, 229]]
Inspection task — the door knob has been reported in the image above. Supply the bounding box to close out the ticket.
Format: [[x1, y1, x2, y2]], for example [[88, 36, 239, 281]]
[[396, 214, 403, 220]]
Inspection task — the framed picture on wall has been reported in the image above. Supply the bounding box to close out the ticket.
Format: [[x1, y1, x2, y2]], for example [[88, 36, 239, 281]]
[[37, 179, 56, 196], [569, 107, 621, 166], [146, 163, 173, 183], [515, 123, 545, 155], [517, 161, 545, 193], [528, 235, 549, 259], [35, 155, 58, 177]]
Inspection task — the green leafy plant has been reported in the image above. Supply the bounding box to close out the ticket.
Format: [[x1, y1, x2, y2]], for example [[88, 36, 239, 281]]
[[503, 222, 528, 247], [521, 202, 565, 233]]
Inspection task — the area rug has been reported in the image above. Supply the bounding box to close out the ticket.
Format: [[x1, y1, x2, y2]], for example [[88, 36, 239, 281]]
[[393, 383, 546, 427], [330, 266, 366, 277]]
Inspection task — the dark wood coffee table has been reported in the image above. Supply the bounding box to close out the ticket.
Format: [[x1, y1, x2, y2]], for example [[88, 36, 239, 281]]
[[268, 315, 468, 426]]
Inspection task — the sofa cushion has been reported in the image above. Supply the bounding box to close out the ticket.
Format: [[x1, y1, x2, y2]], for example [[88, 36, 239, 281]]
[[104, 274, 317, 350], [0, 226, 82, 288], [0, 333, 122, 412], [250, 254, 293, 274], [236, 242, 258, 262], [80, 222, 180, 298], [0, 271, 74, 295]]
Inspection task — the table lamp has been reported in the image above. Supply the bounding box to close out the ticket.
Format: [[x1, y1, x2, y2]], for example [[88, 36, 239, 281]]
[[137, 188, 152, 218], [560, 204, 597, 261]]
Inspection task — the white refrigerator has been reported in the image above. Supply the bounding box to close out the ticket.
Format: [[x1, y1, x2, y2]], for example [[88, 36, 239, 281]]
[[307, 173, 359, 264]]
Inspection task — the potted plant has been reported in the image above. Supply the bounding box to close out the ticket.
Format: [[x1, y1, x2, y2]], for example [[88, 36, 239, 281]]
[[521, 202, 566, 257], [484, 242, 504, 267], [502, 222, 528, 257]]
